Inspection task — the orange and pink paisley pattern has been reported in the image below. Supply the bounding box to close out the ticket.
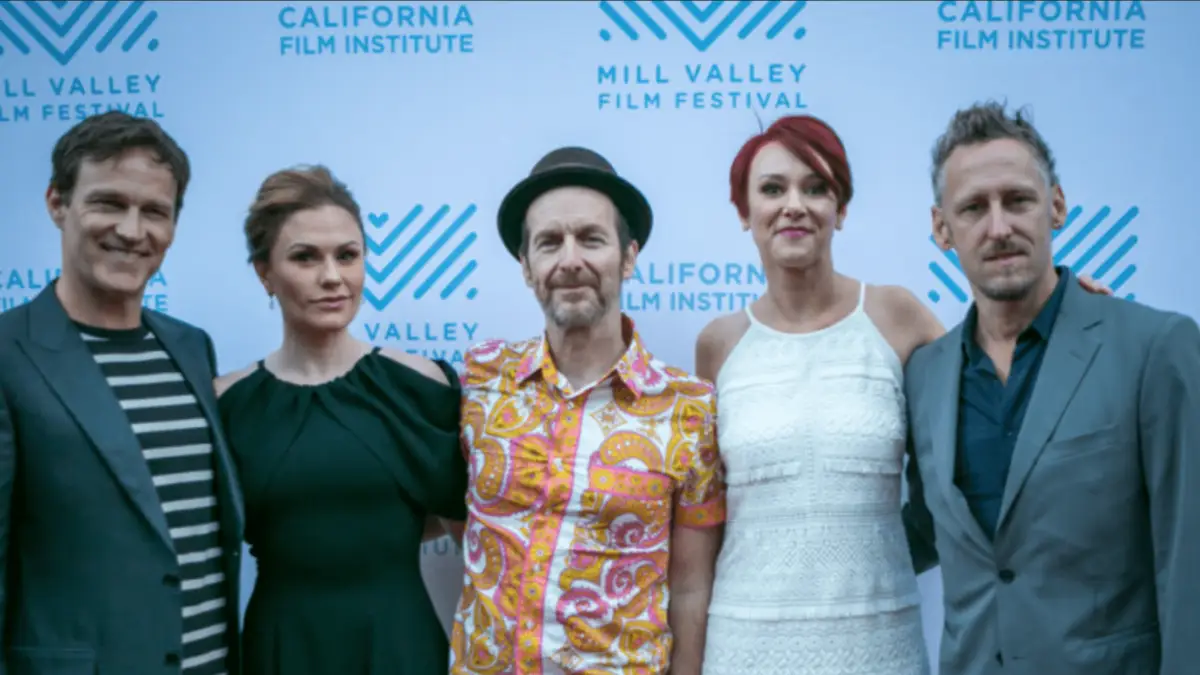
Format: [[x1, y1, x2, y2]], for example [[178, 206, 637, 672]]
[[450, 320, 725, 675]]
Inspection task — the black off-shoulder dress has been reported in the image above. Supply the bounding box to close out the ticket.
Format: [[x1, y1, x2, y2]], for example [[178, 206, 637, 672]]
[[217, 348, 467, 674]]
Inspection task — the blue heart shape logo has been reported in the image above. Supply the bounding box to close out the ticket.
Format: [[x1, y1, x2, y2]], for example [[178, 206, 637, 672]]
[[362, 205, 481, 310]]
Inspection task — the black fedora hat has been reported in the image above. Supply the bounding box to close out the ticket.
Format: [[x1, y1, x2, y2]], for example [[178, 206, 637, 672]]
[[497, 146, 652, 259]]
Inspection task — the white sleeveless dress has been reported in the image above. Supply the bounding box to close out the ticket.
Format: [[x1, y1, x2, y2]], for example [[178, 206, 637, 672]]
[[702, 284, 930, 675]]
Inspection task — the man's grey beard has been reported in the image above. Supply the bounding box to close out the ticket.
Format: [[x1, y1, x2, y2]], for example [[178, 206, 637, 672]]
[[541, 284, 616, 329], [546, 294, 608, 329], [977, 277, 1036, 302]]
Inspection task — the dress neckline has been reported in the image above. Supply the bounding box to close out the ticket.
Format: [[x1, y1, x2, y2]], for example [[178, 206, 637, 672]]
[[745, 282, 867, 339], [258, 346, 381, 389]]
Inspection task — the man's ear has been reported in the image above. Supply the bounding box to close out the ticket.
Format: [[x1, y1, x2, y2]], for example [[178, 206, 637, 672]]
[[1050, 183, 1068, 232], [621, 240, 639, 280], [45, 185, 67, 230], [931, 205, 953, 251], [520, 257, 534, 288]]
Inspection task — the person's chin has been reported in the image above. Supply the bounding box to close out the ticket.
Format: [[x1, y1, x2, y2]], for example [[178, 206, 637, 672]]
[[300, 312, 353, 333], [551, 303, 602, 328], [980, 276, 1036, 302], [93, 268, 152, 297], [769, 244, 817, 268], [554, 296, 594, 311]]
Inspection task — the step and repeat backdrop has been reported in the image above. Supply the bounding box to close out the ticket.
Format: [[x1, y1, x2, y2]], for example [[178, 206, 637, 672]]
[[2, 1, 1197, 670]]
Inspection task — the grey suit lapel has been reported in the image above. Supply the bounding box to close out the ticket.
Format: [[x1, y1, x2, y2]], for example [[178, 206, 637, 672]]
[[926, 327, 992, 552], [145, 312, 246, 540], [19, 286, 174, 552], [996, 281, 1103, 530]]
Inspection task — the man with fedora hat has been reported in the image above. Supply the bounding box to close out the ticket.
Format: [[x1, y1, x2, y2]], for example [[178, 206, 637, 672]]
[[449, 147, 726, 675]]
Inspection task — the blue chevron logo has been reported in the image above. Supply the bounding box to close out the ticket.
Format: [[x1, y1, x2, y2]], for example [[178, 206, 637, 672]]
[[927, 205, 1141, 305], [0, 0, 160, 65], [599, 0, 807, 52], [363, 204, 479, 311]]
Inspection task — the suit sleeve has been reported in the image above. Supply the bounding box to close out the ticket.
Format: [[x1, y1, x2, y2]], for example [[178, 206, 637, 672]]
[[902, 430, 939, 575], [901, 358, 939, 575], [1138, 313, 1200, 674], [0, 385, 15, 672], [202, 330, 218, 376]]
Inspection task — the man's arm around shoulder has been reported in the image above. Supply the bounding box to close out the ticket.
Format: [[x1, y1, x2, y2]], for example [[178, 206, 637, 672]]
[[1138, 312, 1200, 674], [202, 329, 218, 377], [901, 344, 939, 575]]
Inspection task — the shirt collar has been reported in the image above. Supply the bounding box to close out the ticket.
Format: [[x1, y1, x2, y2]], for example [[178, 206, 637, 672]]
[[962, 265, 1071, 357], [512, 314, 662, 398]]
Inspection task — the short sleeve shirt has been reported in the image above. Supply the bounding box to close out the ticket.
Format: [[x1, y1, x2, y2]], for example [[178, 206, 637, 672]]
[[449, 316, 726, 674]]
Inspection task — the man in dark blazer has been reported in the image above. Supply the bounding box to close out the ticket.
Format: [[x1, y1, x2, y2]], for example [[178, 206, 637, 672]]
[[903, 101, 1199, 675], [0, 112, 243, 674]]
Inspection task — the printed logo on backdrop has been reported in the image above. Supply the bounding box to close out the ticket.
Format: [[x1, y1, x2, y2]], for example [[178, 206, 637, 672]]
[[359, 203, 481, 367], [926, 205, 1142, 305], [596, 0, 811, 113], [621, 260, 764, 313], [0, 0, 164, 125], [936, 0, 1147, 52], [277, 3, 475, 56], [1, 268, 170, 313]]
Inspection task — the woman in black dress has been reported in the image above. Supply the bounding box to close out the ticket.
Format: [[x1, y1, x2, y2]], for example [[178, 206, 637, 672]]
[[215, 165, 467, 674]]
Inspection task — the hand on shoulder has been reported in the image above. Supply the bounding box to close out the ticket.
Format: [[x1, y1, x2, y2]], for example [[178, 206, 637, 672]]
[[377, 347, 452, 386]]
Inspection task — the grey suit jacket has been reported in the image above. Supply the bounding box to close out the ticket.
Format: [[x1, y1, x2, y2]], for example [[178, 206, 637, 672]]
[[902, 274, 1200, 675], [0, 285, 245, 675]]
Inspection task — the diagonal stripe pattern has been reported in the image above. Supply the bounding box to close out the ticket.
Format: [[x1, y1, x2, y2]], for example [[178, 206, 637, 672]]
[[362, 204, 480, 311], [599, 0, 808, 52], [0, 0, 159, 64], [926, 205, 1140, 305]]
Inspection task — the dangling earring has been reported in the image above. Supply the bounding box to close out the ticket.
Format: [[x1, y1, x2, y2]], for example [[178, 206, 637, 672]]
[[267, 290, 276, 310]]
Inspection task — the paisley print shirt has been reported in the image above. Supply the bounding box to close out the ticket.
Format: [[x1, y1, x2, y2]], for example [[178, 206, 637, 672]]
[[449, 317, 726, 675]]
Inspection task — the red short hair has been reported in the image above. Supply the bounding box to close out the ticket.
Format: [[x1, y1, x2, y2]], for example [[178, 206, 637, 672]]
[[729, 115, 853, 218]]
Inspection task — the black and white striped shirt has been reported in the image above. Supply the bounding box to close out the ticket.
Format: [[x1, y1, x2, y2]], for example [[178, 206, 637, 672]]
[[78, 324, 229, 675]]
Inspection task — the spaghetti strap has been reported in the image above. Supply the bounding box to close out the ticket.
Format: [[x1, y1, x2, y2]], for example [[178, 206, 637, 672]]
[[744, 305, 761, 325], [857, 282, 867, 311]]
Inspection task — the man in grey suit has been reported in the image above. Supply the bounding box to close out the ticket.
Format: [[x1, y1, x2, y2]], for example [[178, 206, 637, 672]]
[[0, 112, 243, 674], [902, 101, 1199, 675]]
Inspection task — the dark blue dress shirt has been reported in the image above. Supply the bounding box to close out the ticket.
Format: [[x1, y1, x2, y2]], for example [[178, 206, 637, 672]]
[[955, 268, 1069, 539]]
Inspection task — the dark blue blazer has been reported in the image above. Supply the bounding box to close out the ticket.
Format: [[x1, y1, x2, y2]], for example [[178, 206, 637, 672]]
[[0, 285, 244, 675]]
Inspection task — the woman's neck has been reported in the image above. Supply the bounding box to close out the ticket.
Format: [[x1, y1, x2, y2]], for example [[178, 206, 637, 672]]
[[760, 256, 841, 324], [270, 325, 366, 384]]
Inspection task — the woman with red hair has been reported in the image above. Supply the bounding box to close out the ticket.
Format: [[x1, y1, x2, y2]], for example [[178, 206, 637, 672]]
[[690, 115, 1112, 672], [692, 114, 944, 673]]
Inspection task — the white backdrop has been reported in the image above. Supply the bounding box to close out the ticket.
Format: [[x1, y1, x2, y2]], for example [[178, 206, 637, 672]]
[[3, 1, 1198, 670]]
